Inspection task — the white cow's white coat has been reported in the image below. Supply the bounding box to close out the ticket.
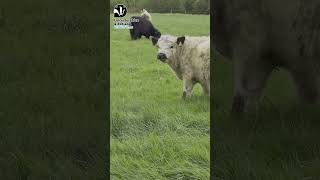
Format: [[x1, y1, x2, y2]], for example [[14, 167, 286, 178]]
[[155, 35, 210, 97]]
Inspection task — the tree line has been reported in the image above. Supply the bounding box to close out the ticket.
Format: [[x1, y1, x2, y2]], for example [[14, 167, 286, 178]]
[[111, 0, 210, 14]]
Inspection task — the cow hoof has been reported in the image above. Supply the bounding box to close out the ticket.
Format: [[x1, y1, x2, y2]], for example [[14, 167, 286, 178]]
[[231, 95, 245, 113], [182, 92, 187, 99]]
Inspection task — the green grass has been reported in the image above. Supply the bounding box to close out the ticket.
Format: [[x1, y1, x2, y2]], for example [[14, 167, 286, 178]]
[[110, 14, 210, 179], [213, 53, 320, 179]]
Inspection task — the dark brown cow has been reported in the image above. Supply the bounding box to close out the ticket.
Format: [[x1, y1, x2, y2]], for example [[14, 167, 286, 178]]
[[129, 16, 161, 40]]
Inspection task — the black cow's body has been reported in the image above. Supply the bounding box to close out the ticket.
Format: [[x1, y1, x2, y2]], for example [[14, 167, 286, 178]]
[[212, 0, 320, 112], [129, 16, 161, 40]]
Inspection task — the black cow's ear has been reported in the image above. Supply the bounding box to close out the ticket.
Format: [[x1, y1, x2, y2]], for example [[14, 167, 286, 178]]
[[151, 36, 158, 46], [177, 36, 185, 45]]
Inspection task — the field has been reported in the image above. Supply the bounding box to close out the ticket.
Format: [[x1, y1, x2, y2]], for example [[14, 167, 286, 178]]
[[213, 51, 320, 178], [110, 14, 210, 179]]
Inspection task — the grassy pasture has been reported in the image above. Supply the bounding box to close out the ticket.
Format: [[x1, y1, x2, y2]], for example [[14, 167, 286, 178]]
[[110, 14, 210, 179]]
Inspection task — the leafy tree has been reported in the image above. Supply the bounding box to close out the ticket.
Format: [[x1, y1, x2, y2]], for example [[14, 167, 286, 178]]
[[182, 0, 194, 14], [192, 0, 209, 14]]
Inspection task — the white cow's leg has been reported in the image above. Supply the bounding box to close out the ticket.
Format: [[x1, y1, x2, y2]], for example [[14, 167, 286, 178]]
[[232, 57, 273, 113], [229, 17, 273, 112], [289, 63, 320, 104], [201, 80, 210, 96], [182, 78, 195, 98]]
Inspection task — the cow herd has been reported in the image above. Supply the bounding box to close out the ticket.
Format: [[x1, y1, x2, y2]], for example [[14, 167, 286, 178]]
[[129, 9, 211, 99]]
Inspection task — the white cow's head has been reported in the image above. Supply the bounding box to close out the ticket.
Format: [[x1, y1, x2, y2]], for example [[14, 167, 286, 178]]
[[151, 35, 185, 63]]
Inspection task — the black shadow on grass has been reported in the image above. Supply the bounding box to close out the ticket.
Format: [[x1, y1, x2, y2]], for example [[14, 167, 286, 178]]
[[0, 1, 110, 179]]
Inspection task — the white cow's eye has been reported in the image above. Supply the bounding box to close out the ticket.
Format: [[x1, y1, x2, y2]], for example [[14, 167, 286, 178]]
[[170, 45, 174, 48]]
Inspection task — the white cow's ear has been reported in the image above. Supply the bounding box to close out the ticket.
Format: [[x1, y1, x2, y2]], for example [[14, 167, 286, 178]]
[[177, 36, 185, 45]]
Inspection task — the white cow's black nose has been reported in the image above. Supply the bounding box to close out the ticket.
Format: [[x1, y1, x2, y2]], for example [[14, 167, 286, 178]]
[[157, 53, 167, 60]]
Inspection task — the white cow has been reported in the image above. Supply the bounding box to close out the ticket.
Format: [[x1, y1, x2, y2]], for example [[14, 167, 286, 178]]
[[152, 35, 210, 98]]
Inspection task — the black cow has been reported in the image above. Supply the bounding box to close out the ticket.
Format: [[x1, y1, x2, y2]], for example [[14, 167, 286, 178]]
[[129, 16, 161, 40], [212, 0, 320, 112]]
